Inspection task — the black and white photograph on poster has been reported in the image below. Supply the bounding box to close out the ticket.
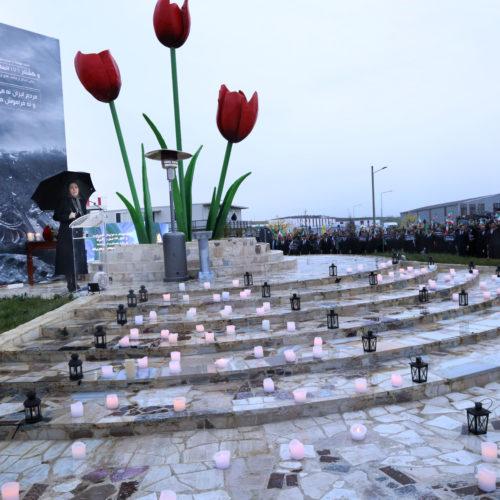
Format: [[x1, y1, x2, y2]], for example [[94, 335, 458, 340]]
[[0, 22, 67, 284]]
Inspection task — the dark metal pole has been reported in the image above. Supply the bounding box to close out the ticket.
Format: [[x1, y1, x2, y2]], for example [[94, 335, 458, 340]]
[[371, 165, 376, 228]]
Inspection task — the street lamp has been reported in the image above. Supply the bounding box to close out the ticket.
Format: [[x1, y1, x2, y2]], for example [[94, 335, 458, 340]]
[[145, 149, 192, 282], [380, 190, 392, 252], [371, 166, 387, 228]]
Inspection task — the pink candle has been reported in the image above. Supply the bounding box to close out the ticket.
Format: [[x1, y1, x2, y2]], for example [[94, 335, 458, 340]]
[[350, 423, 367, 441], [169, 360, 181, 374], [224, 305, 232, 313], [71, 441, 86, 459], [293, 389, 307, 403], [105, 394, 119, 410], [205, 332, 215, 342], [481, 442, 498, 463], [173, 397, 186, 412], [240, 291, 246, 298], [137, 356, 148, 369], [287, 321, 296, 332], [254, 346, 264, 358], [391, 373, 403, 387], [215, 358, 228, 369], [483, 291, 491, 300], [1, 482, 19, 500], [354, 378, 367, 393], [163, 294, 171, 303], [256, 307, 265, 316], [203, 282, 211, 289], [196, 324, 205, 333], [377, 274, 383, 283], [170, 351, 181, 361], [452, 293, 459, 301], [284, 349, 296, 362], [119, 336, 130, 348], [161, 329, 169, 339], [263, 377, 274, 392], [312, 345, 323, 359], [226, 325, 236, 334], [130, 328, 139, 340], [289, 439, 305, 459], [213, 293, 221, 302], [149, 311, 157, 322], [388, 271, 395, 278], [214, 450, 231, 469], [381, 263, 386, 269], [168, 333, 178, 343], [263, 302, 271, 311], [232, 279, 239, 287], [159, 491, 176, 500], [314, 336, 323, 346], [480, 281, 487, 289]]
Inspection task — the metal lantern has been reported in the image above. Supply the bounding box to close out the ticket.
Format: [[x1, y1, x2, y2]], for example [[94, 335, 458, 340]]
[[68, 353, 83, 381], [459, 289, 468, 306], [428, 256, 434, 267], [329, 263, 337, 277], [362, 330, 378, 352], [24, 391, 42, 423], [94, 325, 107, 349], [466, 400, 491, 435], [327, 309, 339, 329], [261, 282, 271, 298], [419, 286, 429, 303], [127, 289, 137, 308], [496, 265, 500, 277], [410, 356, 428, 383], [469, 261, 475, 273], [138, 285, 148, 303], [368, 271, 377, 286], [244, 272, 253, 286], [88, 282, 100, 294], [290, 293, 301, 311], [116, 304, 127, 326], [392, 253, 399, 265]]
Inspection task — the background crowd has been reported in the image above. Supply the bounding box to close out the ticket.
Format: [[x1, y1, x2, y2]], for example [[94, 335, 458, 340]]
[[268, 219, 500, 259]]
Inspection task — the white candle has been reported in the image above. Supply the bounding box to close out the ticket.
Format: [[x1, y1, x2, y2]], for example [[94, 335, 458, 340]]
[[480, 281, 487, 289], [149, 311, 157, 322], [232, 279, 239, 287], [214, 450, 231, 469], [314, 337, 323, 346], [71, 441, 86, 459], [70, 401, 84, 418], [284, 349, 296, 362], [106, 394, 119, 410], [134, 315, 143, 325], [289, 439, 305, 460], [119, 336, 130, 348], [137, 356, 148, 369], [287, 321, 296, 332], [163, 294, 171, 303], [169, 360, 181, 374], [452, 293, 459, 301], [262, 320, 270, 331], [263, 302, 271, 311], [388, 271, 395, 278], [1, 482, 19, 500], [168, 333, 178, 343], [178, 283, 186, 291], [159, 491, 177, 500], [125, 359, 135, 378], [35, 232, 41, 241], [226, 325, 235, 334], [27, 232, 34, 241], [101, 366, 113, 378], [391, 373, 403, 387], [313, 345, 323, 359], [213, 293, 221, 302], [254, 346, 264, 358], [215, 358, 228, 369], [483, 291, 491, 300], [256, 307, 265, 316], [481, 442, 498, 463], [171, 351, 181, 362], [224, 305, 232, 313], [130, 328, 139, 340], [205, 332, 215, 342], [377, 274, 383, 283], [222, 291, 230, 301], [478, 465, 497, 493], [173, 397, 186, 412], [263, 378, 274, 392], [203, 282, 211, 289], [354, 378, 367, 394], [196, 324, 204, 333], [350, 423, 367, 441], [182, 294, 190, 304]]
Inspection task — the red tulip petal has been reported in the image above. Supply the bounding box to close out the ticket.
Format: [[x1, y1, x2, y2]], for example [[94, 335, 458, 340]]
[[236, 91, 258, 143], [219, 91, 244, 143], [154, 0, 190, 48]]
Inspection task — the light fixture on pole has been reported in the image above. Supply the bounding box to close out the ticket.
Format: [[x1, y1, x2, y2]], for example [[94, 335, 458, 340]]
[[145, 149, 192, 282], [371, 166, 387, 228]]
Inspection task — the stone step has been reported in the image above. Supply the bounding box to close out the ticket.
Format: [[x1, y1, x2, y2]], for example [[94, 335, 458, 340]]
[[1, 335, 499, 440]]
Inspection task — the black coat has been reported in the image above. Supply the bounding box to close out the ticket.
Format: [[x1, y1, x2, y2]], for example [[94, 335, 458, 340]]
[[53, 196, 88, 275]]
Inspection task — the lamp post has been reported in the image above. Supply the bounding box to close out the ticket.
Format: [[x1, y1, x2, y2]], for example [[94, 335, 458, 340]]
[[145, 149, 192, 282], [371, 166, 387, 228], [380, 190, 392, 252]]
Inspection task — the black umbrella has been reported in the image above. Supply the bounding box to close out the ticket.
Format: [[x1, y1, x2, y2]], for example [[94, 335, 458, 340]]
[[31, 170, 95, 211]]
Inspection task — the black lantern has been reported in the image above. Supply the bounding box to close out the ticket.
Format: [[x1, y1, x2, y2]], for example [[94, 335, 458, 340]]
[[68, 353, 83, 381], [496, 265, 500, 277], [459, 289, 468, 306], [368, 272, 377, 286], [392, 253, 399, 265], [329, 263, 337, 277], [469, 261, 475, 273], [127, 289, 137, 308], [94, 325, 107, 349], [410, 356, 428, 383], [290, 293, 301, 311], [362, 330, 378, 352], [428, 256, 434, 267], [116, 304, 127, 325], [244, 272, 253, 286], [419, 286, 429, 303], [466, 400, 491, 435], [24, 391, 42, 423], [261, 282, 271, 298], [138, 285, 148, 303], [88, 282, 100, 294], [327, 309, 339, 329]]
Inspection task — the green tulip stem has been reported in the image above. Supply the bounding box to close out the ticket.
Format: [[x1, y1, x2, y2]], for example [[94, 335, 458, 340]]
[[109, 101, 141, 214], [214, 141, 233, 211], [170, 47, 185, 214]]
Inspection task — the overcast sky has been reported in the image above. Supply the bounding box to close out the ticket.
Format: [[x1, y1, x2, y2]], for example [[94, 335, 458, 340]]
[[2, 0, 499, 220]]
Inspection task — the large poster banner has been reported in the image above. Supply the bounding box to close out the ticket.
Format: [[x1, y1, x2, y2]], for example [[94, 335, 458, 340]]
[[0, 23, 67, 283]]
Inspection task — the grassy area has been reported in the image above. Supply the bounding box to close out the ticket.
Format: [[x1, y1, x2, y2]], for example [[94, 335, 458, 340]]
[[0, 294, 72, 334], [374, 252, 500, 268]]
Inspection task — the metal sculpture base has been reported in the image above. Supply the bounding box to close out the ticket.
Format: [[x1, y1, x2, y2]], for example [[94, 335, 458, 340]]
[[193, 230, 214, 284], [163, 232, 189, 282]]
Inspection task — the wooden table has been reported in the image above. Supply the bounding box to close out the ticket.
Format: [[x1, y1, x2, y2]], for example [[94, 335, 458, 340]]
[[26, 241, 57, 286]]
